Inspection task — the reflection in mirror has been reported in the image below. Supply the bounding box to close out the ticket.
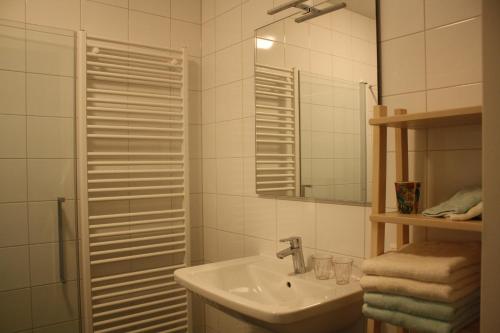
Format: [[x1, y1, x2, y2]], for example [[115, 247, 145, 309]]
[[254, 1, 378, 204]]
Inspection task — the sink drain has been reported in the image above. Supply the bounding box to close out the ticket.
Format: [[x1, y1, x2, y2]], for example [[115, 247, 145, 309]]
[[286, 281, 292, 288]]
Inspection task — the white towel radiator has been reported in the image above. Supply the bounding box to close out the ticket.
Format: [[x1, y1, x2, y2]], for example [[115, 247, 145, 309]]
[[77, 32, 190, 333], [254, 63, 300, 196]]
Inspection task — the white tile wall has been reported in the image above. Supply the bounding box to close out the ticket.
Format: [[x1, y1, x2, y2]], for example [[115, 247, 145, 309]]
[[0, 1, 203, 332], [378, 0, 483, 254]]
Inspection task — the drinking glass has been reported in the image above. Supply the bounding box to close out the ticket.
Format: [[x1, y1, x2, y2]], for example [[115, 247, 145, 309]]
[[333, 257, 353, 285], [312, 254, 333, 280]]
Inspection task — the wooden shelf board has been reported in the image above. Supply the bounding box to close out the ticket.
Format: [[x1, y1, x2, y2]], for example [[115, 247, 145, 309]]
[[370, 212, 482, 232], [369, 106, 482, 129]]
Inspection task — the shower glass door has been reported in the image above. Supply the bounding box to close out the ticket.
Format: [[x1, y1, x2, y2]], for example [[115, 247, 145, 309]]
[[0, 19, 81, 333]]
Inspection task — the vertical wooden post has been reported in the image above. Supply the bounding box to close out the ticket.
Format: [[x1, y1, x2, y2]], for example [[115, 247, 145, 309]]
[[394, 108, 410, 249], [368, 105, 388, 333], [395, 109, 410, 333]]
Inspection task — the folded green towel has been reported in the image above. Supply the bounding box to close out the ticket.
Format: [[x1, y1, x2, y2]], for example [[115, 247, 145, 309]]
[[362, 303, 479, 333], [364, 290, 480, 321], [423, 187, 482, 217]]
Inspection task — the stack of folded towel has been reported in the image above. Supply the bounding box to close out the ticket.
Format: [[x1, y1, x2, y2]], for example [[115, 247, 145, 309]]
[[361, 241, 481, 333]]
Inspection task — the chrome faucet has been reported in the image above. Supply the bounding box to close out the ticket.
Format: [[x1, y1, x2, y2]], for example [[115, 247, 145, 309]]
[[276, 236, 306, 274]]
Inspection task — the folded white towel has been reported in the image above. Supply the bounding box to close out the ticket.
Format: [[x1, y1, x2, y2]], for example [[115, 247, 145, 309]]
[[360, 273, 480, 303], [361, 241, 481, 283]]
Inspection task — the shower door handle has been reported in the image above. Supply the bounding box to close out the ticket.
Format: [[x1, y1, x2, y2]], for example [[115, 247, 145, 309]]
[[57, 197, 66, 283]]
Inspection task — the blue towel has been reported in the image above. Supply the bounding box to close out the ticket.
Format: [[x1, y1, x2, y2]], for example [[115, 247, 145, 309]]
[[423, 187, 481, 217], [363, 303, 479, 333]]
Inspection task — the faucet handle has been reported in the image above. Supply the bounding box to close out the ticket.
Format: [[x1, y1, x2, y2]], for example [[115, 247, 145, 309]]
[[279, 236, 302, 249]]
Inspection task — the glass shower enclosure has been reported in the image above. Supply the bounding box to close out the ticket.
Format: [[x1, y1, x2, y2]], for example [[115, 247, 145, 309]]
[[0, 19, 81, 333]]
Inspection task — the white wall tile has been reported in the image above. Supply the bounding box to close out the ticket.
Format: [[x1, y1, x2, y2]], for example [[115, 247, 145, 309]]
[[26, 30, 74, 76], [331, 30, 351, 58], [172, 19, 201, 57], [426, 17, 482, 89], [91, 0, 129, 8], [215, 81, 242, 121], [379, 0, 424, 41], [215, 0, 240, 16], [428, 125, 481, 151], [0, 159, 27, 203], [351, 13, 376, 42], [284, 19, 309, 47], [216, 120, 243, 158], [242, 77, 255, 117], [26, 0, 80, 31], [27, 116, 74, 158], [202, 88, 216, 123], [310, 24, 332, 54], [202, 123, 216, 158], [427, 150, 482, 206], [83, 1, 129, 40], [316, 203, 365, 257], [426, 83, 482, 112], [27, 159, 75, 201], [215, 6, 241, 51], [244, 196, 276, 240], [277, 200, 315, 248], [202, 0, 216, 22], [255, 40, 285, 68], [203, 226, 218, 262], [381, 32, 426, 96], [0, 25, 25, 71], [242, 0, 274, 40], [130, 0, 170, 17], [202, 19, 216, 56], [285, 44, 310, 71], [28, 200, 76, 243], [0, 203, 28, 247], [203, 193, 217, 227], [215, 43, 242, 85], [0, 0, 25, 22], [29, 241, 77, 285], [172, 0, 201, 23], [216, 158, 243, 195], [202, 53, 216, 89], [0, 246, 30, 291], [218, 230, 244, 260], [242, 156, 256, 196], [0, 115, 26, 158], [0, 70, 25, 116], [0, 288, 32, 333], [130, 10, 171, 48], [244, 235, 275, 256], [425, 0, 481, 29], [27, 74, 74, 117], [202, 158, 217, 193], [216, 194, 244, 233], [31, 281, 79, 327]]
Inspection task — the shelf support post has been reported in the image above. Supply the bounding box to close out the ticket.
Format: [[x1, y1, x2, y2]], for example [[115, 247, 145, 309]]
[[368, 105, 387, 333], [395, 108, 410, 249]]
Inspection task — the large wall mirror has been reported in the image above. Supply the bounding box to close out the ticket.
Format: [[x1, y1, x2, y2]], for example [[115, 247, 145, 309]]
[[254, 0, 378, 204]]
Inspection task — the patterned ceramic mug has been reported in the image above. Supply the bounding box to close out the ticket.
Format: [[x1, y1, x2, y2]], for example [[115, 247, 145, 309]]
[[395, 182, 421, 214]]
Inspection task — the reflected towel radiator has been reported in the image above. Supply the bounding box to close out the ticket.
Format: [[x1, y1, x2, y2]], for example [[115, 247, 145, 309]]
[[254, 63, 300, 196], [77, 32, 190, 333]]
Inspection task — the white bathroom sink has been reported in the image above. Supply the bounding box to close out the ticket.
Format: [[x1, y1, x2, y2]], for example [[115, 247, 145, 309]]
[[174, 256, 363, 333]]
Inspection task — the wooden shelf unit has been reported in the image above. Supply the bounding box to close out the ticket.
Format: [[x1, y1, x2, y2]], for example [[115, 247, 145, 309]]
[[367, 105, 483, 333], [370, 213, 482, 232]]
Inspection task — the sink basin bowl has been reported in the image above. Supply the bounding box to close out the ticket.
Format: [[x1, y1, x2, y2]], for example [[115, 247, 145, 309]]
[[174, 256, 363, 333]]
